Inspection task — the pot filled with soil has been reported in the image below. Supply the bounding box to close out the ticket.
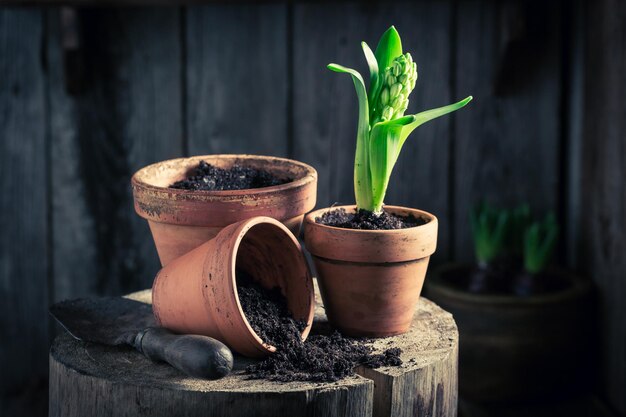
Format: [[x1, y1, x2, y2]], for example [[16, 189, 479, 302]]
[[132, 154, 317, 266], [304, 26, 471, 337], [152, 216, 315, 358], [424, 203, 595, 403], [305, 205, 437, 337]]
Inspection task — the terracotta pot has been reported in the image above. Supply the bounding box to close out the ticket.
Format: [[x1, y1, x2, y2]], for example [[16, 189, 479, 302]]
[[152, 216, 315, 358], [304, 205, 438, 337], [425, 264, 595, 403], [132, 154, 317, 266]]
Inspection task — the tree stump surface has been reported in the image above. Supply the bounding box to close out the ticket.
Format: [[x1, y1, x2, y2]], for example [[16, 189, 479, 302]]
[[49, 284, 458, 417]]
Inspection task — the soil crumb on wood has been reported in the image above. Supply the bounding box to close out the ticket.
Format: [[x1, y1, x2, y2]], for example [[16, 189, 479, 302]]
[[316, 208, 426, 230], [170, 160, 291, 191], [236, 270, 403, 382]]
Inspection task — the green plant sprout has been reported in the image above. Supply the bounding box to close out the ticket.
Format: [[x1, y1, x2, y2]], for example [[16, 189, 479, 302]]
[[470, 202, 510, 267], [523, 213, 558, 275], [328, 26, 472, 214]]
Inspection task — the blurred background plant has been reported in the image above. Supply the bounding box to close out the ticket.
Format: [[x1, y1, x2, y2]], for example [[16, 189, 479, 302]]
[[468, 202, 560, 296]]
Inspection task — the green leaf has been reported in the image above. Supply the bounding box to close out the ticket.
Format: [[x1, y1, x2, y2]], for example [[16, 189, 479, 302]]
[[374, 26, 403, 73], [361, 42, 381, 114], [470, 202, 510, 265], [327, 63, 373, 210], [366, 116, 416, 212], [368, 124, 401, 213], [400, 96, 473, 145], [523, 213, 558, 274], [361, 42, 378, 90]]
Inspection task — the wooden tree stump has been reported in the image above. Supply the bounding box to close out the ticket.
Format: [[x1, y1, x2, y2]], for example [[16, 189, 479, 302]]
[[49, 285, 458, 417]]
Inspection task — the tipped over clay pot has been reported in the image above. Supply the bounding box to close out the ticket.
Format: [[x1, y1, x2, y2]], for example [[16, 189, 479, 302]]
[[304, 205, 437, 337], [152, 216, 315, 358], [132, 155, 317, 266]]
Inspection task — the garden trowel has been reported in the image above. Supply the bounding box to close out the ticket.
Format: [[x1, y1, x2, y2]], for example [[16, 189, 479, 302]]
[[50, 296, 233, 380]]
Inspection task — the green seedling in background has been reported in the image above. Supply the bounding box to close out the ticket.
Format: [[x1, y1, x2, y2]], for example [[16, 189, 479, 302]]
[[523, 213, 558, 275], [328, 26, 472, 214], [470, 202, 510, 267]]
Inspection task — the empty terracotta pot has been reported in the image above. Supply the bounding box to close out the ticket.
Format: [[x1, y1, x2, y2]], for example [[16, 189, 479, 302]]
[[132, 155, 317, 266], [304, 205, 437, 337], [152, 216, 315, 358]]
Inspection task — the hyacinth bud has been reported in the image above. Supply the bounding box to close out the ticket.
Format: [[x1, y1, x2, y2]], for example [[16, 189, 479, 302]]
[[390, 83, 402, 99], [374, 53, 418, 123], [393, 62, 402, 77], [409, 68, 417, 90], [386, 73, 396, 87], [382, 106, 394, 121], [380, 88, 390, 105], [392, 93, 406, 108]]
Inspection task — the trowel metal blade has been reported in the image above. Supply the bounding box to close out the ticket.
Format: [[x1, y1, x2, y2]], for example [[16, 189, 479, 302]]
[[49, 297, 156, 346]]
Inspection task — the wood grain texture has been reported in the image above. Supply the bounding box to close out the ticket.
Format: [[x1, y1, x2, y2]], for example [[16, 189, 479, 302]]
[[47, 8, 183, 300], [581, 0, 626, 413], [453, 0, 562, 261], [48, 288, 458, 417], [293, 1, 454, 259], [0, 8, 49, 399], [185, 4, 288, 157]]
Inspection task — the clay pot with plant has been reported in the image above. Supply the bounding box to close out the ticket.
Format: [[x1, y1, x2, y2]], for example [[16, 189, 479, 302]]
[[425, 203, 595, 403], [304, 26, 472, 337], [152, 216, 315, 358], [132, 154, 317, 266]]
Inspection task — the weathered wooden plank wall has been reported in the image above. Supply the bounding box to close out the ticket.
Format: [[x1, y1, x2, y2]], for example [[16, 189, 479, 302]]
[[582, 0, 626, 414], [0, 10, 49, 416], [186, 4, 289, 156], [453, 0, 562, 261], [48, 8, 183, 302], [0, 1, 624, 416]]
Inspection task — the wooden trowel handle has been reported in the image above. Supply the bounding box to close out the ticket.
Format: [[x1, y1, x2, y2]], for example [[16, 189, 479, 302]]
[[134, 327, 234, 379]]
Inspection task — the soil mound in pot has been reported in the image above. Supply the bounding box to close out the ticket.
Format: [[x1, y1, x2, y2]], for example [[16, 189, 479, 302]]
[[237, 271, 402, 382], [171, 160, 291, 191], [316, 208, 426, 230]]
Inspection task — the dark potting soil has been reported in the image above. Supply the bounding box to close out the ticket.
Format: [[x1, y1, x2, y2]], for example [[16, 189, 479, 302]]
[[170, 160, 291, 191], [236, 270, 403, 382], [316, 208, 426, 230]]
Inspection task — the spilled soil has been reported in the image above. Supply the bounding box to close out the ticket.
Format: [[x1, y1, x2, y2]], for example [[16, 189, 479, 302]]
[[237, 271, 402, 382], [316, 207, 425, 230], [170, 160, 291, 191]]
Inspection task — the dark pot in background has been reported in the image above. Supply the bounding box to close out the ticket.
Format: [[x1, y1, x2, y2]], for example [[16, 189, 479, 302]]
[[132, 154, 317, 266], [425, 264, 595, 404]]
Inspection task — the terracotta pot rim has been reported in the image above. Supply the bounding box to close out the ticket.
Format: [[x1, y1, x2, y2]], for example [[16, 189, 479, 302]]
[[132, 154, 317, 198], [214, 216, 315, 354], [304, 205, 438, 263], [304, 205, 437, 235], [427, 263, 592, 306]]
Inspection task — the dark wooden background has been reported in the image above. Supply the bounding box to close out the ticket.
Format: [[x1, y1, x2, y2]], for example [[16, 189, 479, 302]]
[[0, 0, 624, 416]]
